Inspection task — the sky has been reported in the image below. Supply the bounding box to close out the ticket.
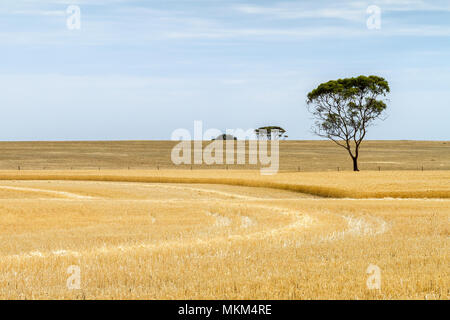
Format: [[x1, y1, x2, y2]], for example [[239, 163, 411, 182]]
[[0, 0, 449, 141]]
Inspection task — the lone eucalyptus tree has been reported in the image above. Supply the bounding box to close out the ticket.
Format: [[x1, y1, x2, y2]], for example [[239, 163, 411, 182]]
[[307, 75, 390, 171]]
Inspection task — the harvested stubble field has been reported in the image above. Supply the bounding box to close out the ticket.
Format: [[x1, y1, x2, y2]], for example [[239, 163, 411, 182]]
[[0, 167, 448, 299], [1, 140, 449, 171]]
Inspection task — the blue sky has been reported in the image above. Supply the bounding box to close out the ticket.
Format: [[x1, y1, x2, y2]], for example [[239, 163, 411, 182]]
[[0, 0, 449, 140]]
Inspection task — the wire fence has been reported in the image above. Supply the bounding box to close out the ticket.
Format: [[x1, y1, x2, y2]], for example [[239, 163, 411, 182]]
[[6, 163, 446, 172]]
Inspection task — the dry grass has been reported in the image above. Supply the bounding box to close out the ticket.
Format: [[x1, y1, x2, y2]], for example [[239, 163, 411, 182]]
[[0, 174, 448, 300]]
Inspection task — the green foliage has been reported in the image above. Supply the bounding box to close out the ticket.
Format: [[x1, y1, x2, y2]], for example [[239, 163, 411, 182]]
[[307, 75, 390, 103]]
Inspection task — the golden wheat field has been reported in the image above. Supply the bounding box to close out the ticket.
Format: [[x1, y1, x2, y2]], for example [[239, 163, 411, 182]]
[[0, 166, 448, 299]]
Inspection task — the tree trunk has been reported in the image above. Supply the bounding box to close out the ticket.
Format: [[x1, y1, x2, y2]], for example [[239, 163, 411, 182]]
[[352, 157, 359, 172]]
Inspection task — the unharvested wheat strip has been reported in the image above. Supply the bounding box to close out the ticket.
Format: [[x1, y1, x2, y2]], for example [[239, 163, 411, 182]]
[[8, 180, 446, 202], [339, 197, 450, 201], [11, 197, 450, 204], [0, 173, 448, 199]]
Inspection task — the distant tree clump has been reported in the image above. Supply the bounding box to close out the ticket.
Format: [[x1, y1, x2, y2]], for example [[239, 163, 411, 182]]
[[307, 75, 390, 171], [255, 126, 288, 140], [212, 134, 237, 141]]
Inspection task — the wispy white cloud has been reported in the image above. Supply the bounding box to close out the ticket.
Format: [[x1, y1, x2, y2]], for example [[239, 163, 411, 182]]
[[234, 4, 365, 22], [368, 0, 450, 12], [164, 27, 366, 39], [164, 26, 450, 40], [234, 0, 450, 21], [3, 0, 128, 5], [1, 0, 448, 45], [12, 9, 65, 16]]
